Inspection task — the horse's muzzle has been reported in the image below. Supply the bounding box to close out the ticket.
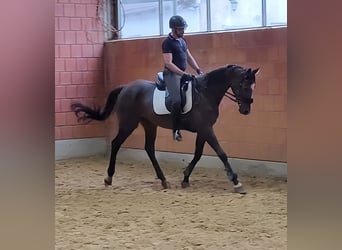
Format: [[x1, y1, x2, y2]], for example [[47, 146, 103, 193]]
[[239, 106, 250, 115]]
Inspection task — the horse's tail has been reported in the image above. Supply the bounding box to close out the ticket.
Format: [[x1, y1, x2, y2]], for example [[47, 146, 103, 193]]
[[71, 86, 124, 123]]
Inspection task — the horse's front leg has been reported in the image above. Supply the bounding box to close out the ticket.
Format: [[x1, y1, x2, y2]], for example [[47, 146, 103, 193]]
[[205, 128, 246, 194], [181, 134, 205, 188]]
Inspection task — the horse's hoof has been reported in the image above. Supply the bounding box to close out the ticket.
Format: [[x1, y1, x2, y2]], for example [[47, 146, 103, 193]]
[[104, 177, 112, 187], [161, 181, 170, 189], [233, 183, 246, 194], [181, 181, 190, 188]]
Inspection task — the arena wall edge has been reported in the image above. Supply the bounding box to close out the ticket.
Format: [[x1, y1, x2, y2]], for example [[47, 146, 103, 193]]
[[55, 138, 287, 177]]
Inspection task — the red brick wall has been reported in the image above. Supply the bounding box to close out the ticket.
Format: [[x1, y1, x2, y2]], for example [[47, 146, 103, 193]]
[[104, 28, 287, 162], [55, 0, 105, 140]]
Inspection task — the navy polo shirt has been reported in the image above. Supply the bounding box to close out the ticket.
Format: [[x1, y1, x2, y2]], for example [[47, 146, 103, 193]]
[[162, 33, 188, 71]]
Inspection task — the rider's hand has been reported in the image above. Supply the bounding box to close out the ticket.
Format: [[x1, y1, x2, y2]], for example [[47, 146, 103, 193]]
[[196, 69, 203, 75], [181, 73, 194, 82]]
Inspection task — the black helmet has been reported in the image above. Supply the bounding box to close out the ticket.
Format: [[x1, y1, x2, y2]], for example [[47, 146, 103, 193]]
[[169, 15, 188, 29]]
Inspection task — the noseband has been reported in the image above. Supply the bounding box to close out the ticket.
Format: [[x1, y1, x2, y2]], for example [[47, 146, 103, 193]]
[[225, 91, 253, 105]]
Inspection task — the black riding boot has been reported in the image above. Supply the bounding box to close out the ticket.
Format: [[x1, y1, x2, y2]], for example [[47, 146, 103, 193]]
[[172, 107, 182, 142], [173, 129, 182, 141]]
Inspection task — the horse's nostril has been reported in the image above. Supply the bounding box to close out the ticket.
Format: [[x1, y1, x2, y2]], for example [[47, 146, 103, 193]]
[[243, 110, 249, 115]]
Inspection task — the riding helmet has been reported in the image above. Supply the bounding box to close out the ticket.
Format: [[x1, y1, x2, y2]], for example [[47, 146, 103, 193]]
[[169, 15, 188, 29]]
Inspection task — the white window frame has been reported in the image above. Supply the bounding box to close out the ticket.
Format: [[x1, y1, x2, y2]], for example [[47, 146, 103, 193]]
[[101, 0, 287, 40]]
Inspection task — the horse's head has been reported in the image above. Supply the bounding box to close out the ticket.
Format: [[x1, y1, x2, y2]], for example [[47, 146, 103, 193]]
[[227, 65, 259, 115]]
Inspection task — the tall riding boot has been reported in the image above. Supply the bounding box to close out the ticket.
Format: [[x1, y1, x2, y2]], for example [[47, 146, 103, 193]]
[[172, 108, 182, 142]]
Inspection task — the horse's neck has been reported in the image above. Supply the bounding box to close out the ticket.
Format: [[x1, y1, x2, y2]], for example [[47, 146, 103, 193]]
[[198, 69, 231, 105]]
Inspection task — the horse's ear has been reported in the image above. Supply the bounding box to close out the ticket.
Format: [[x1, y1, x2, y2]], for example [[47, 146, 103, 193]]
[[253, 68, 260, 75]]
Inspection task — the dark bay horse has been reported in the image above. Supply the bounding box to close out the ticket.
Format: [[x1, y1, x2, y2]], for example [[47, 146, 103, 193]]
[[71, 64, 259, 194]]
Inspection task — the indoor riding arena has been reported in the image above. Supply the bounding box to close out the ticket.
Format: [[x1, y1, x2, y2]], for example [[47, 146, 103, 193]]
[[55, 0, 287, 249]]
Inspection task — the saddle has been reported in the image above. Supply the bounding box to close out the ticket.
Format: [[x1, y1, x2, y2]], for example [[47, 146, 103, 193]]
[[153, 72, 193, 115]]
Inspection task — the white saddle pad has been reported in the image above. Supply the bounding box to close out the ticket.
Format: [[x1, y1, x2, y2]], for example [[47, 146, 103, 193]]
[[152, 83, 192, 115]]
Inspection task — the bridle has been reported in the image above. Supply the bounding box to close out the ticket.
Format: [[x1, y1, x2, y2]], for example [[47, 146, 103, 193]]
[[223, 66, 257, 105], [225, 91, 253, 105], [224, 79, 254, 105]]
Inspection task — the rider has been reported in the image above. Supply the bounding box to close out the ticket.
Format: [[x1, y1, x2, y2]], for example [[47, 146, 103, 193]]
[[162, 15, 203, 142]]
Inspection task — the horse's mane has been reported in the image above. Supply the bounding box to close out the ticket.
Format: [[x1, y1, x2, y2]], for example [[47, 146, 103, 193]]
[[203, 66, 227, 83], [196, 65, 229, 89], [194, 65, 241, 95], [203, 64, 241, 82]]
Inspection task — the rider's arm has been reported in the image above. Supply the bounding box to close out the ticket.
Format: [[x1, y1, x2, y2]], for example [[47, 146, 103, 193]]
[[163, 53, 186, 76], [186, 49, 202, 74]]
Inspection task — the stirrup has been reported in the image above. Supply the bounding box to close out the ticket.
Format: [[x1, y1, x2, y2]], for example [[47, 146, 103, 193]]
[[173, 130, 182, 142]]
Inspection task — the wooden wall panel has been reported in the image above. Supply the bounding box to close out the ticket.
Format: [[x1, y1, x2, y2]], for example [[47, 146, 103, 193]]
[[103, 28, 287, 162]]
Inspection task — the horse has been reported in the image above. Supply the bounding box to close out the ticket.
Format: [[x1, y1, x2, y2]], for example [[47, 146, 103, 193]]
[[71, 64, 259, 194]]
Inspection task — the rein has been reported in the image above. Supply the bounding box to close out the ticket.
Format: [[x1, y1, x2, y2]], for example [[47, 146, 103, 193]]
[[225, 91, 238, 102], [225, 90, 254, 104]]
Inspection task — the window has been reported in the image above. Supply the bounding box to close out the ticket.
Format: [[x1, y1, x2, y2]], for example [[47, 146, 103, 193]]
[[266, 0, 287, 26], [120, 0, 160, 38], [211, 0, 263, 30], [99, 0, 287, 39]]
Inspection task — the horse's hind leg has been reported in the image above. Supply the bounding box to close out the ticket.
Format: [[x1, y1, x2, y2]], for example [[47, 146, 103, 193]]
[[104, 120, 139, 186], [182, 134, 205, 188], [141, 121, 169, 189]]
